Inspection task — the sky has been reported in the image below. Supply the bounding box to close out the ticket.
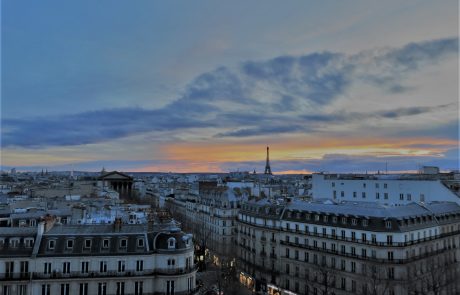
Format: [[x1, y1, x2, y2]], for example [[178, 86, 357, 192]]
[[1, 0, 459, 174]]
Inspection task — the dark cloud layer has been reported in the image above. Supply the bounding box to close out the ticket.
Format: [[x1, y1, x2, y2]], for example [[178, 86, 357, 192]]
[[2, 37, 458, 147]]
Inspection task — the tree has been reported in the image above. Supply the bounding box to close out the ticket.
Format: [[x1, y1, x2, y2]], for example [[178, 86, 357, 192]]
[[305, 260, 337, 295]]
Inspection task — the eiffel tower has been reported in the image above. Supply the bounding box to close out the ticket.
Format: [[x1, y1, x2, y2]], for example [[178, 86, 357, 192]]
[[264, 146, 272, 175]]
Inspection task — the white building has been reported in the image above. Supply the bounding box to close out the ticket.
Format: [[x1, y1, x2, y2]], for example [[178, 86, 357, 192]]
[[312, 172, 460, 205]]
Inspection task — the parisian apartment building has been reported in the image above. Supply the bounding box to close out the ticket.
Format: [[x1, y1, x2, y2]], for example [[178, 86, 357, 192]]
[[0, 216, 197, 295]]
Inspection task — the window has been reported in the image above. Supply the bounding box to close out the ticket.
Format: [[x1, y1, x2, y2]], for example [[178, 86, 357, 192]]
[[116, 282, 125, 295], [168, 238, 176, 249], [363, 183, 366, 188], [351, 261, 356, 273], [362, 248, 367, 258], [362, 233, 367, 241], [60, 284, 70, 295], [362, 192, 366, 198], [353, 192, 357, 198], [399, 193, 404, 200], [420, 194, 425, 202], [351, 247, 356, 256], [375, 183, 379, 188], [376, 192, 380, 199], [387, 235, 393, 245], [384, 183, 387, 189], [98, 283, 107, 295], [286, 248, 290, 257], [386, 221, 392, 229], [137, 238, 144, 247], [371, 234, 377, 244], [407, 194, 412, 201], [167, 259, 176, 266], [102, 239, 110, 248], [63, 262, 70, 274], [18, 285, 27, 295], [340, 191, 344, 197], [166, 280, 175, 295], [66, 240, 74, 249], [41, 284, 51, 295], [48, 240, 55, 250], [384, 193, 388, 199], [135, 281, 143, 295], [81, 261, 89, 274], [20, 261, 28, 277], [332, 217, 337, 223], [136, 260, 144, 271], [44, 263, 51, 274], [341, 278, 346, 290], [388, 251, 394, 261], [120, 239, 128, 248], [2, 264, 12, 281], [84, 239, 92, 248], [352, 219, 357, 226], [341, 217, 347, 224], [362, 219, 368, 227], [118, 260, 126, 272], [25, 238, 34, 248], [100, 261, 107, 273], [388, 267, 395, 279], [79, 283, 88, 295]]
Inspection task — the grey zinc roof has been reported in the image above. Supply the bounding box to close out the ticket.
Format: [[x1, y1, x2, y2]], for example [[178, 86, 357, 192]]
[[0, 227, 37, 236], [285, 200, 460, 219], [44, 224, 147, 235]]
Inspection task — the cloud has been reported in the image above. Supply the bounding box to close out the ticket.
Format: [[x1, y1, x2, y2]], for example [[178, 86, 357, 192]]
[[1, 108, 211, 147], [2, 37, 458, 147], [217, 104, 452, 138]]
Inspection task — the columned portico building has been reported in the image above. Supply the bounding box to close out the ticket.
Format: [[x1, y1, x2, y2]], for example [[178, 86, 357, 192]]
[[98, 171, 134, 199]]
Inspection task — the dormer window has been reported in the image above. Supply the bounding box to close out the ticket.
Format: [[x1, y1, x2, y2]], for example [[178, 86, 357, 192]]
[[352, 219, 357, 226], [120, 239, 128, 248], [362, 219, 369, 227], [168, 237, 176, 249], [385, 221, 392, 229], [102, 239, 110, 249], [137, 238, 144, 248], [48, 240, 56, 250], [341, 217, 347, 224], [84, 239, 92, 249], [9, 238, 19, 248], [0, 238, 5, 248], [66, 239, 74, 249]]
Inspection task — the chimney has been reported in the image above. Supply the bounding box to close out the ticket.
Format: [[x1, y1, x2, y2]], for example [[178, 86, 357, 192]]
[[43, 214, 56, 232], [114, 217, 122, 232], [147, 212, 154, 233]]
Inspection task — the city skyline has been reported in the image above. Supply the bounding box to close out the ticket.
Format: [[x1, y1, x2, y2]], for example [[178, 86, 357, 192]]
[[1, 1, 459, 173]]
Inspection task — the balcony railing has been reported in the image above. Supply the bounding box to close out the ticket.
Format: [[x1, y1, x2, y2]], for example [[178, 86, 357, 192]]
[[280, 240, 454, 264], [1, 266, 198, 281]]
